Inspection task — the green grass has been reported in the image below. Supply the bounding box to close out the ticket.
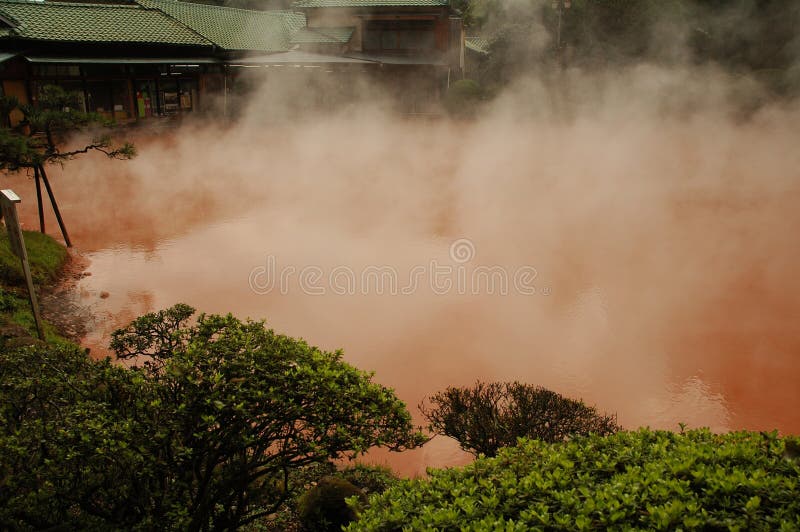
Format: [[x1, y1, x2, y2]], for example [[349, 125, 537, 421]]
[[0, 230, 68, 285], [0, 230, 69, 344]]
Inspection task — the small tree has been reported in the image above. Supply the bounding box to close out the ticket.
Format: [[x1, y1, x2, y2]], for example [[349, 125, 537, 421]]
[[421, 381, 620, 456], [109, 304, 427, 530], [0, 304, 426, 530], [0, 85, 134, 245]]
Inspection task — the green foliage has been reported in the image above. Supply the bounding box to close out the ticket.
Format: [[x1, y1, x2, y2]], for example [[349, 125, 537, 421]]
[[0, 288, 16, 312], [338, 464, 400, 496], [298, 476, 367, 532], [0, 84, 135, 172], [472, 0, 800, 94], [422, 381, 620, 457], [238, 462, 400, 530], [349, 428, 800, 531], [0, 230, 70, 343], [0, 305, 426, 530], [450, 0, 500, 28], [0, 230, 68, 285], [0, 343, 153, 530]]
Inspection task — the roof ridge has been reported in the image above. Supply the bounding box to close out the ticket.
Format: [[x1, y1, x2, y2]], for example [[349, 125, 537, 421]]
[[0, 0, 214, 46], [130, 0, 216, 47], [292, 0, 448, 6], [312, 26, 352, 42], [134, 0, 306, 52], [138, 0, 304, 18], [0, 0, 144, 8]]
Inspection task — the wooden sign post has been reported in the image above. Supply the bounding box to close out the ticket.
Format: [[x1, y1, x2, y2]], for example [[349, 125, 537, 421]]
[[1, 189, 45, 340]]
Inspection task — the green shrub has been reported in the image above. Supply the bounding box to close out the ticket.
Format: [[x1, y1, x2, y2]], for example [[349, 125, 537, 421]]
[[1, 305, 425, 530], [0, 288, 17, 312], [422, 381, 620, 457], [349, 429, 800, 531], [240, 463, 400, 530], [338, 464, 399, 496], [298, 477, 367, 532]]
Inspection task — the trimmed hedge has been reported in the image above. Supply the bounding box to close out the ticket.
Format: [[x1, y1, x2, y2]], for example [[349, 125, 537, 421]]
[[349, 429, 800, 531]]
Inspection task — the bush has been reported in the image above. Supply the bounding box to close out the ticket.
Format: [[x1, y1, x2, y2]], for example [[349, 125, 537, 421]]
[[1, 305, 426, 530], [338, 464, 400, 496], [349, 429, 800, 530], [421, 381, 620, 456], [240, 463, 400, 530], [297, 477, 367, 532]]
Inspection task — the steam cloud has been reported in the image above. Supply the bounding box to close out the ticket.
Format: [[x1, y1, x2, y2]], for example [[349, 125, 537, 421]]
[[5, 52, 800, 475]]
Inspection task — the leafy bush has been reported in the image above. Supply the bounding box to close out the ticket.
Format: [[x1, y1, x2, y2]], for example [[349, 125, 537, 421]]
[[338, 464, 400, 496], [349, 429, 800, 531], [0, 288, 17, 312], [0, 305, 426, 530], [421, 381, 620, 456], [240, 462, 400, 530], [297, 477, 367, 532], [0, 343, 150, 530]]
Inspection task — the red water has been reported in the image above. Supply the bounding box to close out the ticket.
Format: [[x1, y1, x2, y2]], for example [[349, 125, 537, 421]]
[[5, 101, 800, 476]]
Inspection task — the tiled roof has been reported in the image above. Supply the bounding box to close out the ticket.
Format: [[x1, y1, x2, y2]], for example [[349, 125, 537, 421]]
[[0, 0, 211, 46], [465, 36, 490, 55], [293, 0, 447, 8], [290, 26, 354, 44], [136, 0, 306, 52]]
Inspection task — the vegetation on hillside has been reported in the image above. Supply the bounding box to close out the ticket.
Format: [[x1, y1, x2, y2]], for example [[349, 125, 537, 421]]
[[0, 230, 67, 286], [0, 231, 68, 344], [458, 0, 800, 96]]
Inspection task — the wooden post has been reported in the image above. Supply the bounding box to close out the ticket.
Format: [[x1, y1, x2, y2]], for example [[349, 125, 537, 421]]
[[37, 165, 71, 248], [34, 165, 45, 233], [0, 189, 45, 341]]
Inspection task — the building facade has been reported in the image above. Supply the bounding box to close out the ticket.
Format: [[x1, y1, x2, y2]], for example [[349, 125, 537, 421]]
[[0, 0, 464, 121]]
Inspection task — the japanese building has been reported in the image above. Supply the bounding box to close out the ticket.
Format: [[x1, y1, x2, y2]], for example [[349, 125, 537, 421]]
[[0, 0, 464, 120]]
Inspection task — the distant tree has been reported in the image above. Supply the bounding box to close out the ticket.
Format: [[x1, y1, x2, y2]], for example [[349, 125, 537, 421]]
[[450, 0, 500, 28], [470, 0, 800, 95], [421, 381, 620, 457], [0, 304, 426, 530]]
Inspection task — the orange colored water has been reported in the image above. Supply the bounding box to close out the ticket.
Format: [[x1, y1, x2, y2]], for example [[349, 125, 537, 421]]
[[6, 105, 800, 476]]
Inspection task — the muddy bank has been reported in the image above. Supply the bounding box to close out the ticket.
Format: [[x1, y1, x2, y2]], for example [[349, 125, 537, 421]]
[[37, 250, 93, 342]]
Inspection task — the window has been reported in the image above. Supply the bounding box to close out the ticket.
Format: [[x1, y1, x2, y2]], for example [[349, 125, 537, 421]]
[[33, 64, 81, 78], [363, 21, 435, 53]]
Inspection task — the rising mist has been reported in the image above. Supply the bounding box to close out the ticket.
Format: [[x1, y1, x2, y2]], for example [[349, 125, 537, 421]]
[[6, 33, 800, 474]]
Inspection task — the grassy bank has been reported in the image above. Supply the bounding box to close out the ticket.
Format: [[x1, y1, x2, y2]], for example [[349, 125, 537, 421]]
[[0, 230, 69, 345]]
